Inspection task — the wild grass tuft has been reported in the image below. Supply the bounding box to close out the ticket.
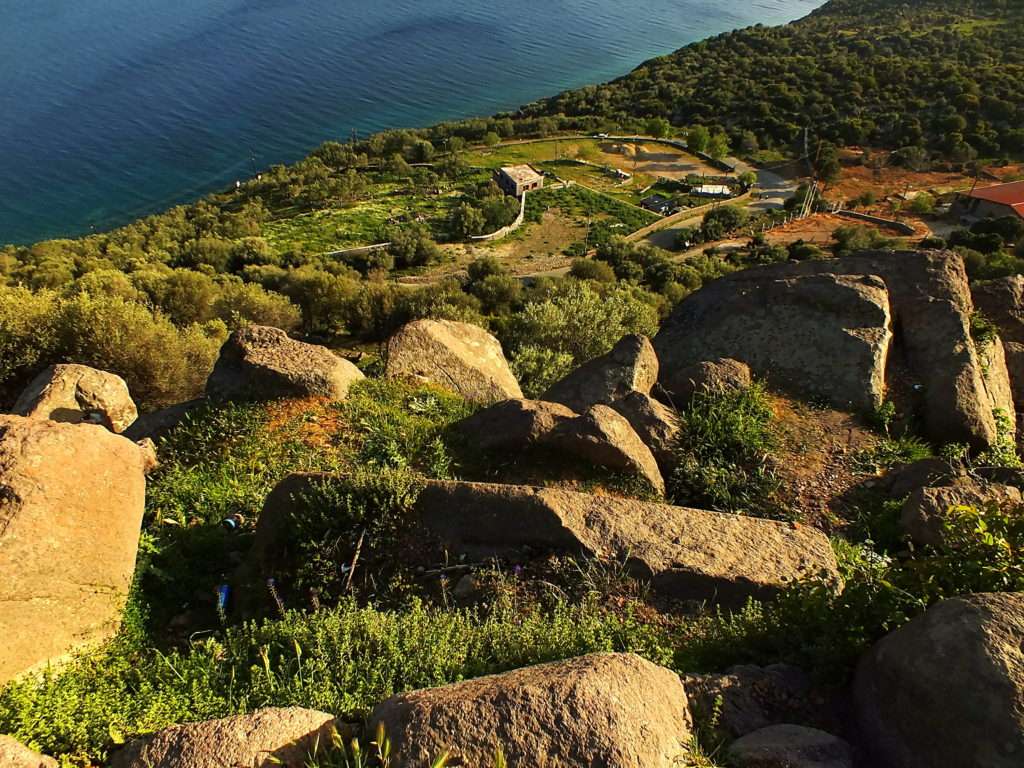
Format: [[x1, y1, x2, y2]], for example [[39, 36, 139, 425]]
[[669, 383, 782, 516]]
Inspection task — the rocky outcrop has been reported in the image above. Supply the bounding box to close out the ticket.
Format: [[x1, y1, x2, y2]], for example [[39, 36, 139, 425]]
[[682, 664, 817, 740], [971, 277, 1024, 429], [726, 725, 854, 768], [12, 364, 137, 433], [0, 736, 58, 768], [656, 251, 1016, 450], [660, 357, 752, 405], [109, 708, 338, 768], [206, 325, 364, 402], [901, 479, 1022, 546], [655, 272, 891, 412], [541, 334, 658, 412], [416, 481, 839, 604], [854, 592, 1024, 768], [452, 400, 666, 492], [548, 405, 665, 494], [972, 275, 1024, 344], [610, 391, 680, 470], [385, 320, 522, 403], [245, 471, 335, 578], [0, 416, 147, 684], [878, 458, 960, 499], [369, 653, 691, 768], [452, 398, 575, 452], [1004, 341, 1024, 411], [124, 399, 204, 442]]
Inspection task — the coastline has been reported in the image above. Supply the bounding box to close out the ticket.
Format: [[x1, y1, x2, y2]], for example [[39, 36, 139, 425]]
[[0, 0, 824, 247]]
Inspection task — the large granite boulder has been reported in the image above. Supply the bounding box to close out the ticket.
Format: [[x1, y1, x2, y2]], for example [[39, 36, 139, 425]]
[[124, 399, 204, 442], [0, 736, 58, 768], [206, 325, 363, 402], [972, 275, 1024, 344], [109, 708, 338, 768], [0, 416, 147, 683], [660, 357, 752, 405], [656, 272, 891, 412], [901, 479, 1023, 546], [877, 458, 961, 499], [541, 334, 658, 412], [973, 277, 1024, 415], [726, 724, 854, 768], [547, 405, 665, 494], [1004, 341, 1024, 411], [610, 391, 681, 470], [452, 398, 576, 452], [416, 481, 839, 604], [12, 363, 137, 433], [385, 320, 522, 403], [657, 251, 1015, 450], [369, 653, 691, 768], [682, 664, 816, 740], [854, 592, 1024, 768]]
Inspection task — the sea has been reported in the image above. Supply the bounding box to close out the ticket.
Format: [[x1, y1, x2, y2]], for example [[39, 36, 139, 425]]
[[0, 0, 823, 245]]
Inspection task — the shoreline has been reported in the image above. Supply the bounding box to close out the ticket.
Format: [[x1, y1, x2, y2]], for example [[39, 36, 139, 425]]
[[0, 1, 825, 247]]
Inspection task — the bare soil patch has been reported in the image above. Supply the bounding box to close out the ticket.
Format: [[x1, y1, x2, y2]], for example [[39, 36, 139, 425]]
[[769, 395, 879, 531]]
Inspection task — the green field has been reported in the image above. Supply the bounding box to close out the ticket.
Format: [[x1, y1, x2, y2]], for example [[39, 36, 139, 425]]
[[261, 177, 485, 254]]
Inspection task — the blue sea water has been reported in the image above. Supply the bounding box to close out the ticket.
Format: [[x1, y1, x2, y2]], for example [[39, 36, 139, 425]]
[[0, 0, 822, 245]]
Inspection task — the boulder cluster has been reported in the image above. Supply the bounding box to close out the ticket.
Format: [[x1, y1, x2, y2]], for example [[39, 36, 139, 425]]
[[3, 251, 1024, 767], [656, 250, 1018, 451]]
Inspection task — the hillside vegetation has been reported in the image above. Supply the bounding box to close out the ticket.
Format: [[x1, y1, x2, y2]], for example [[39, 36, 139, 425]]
[[523, 0, 1024, 161]]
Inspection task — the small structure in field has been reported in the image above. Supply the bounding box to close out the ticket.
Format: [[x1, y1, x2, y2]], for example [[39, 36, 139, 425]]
[[693, 184, 733, 198], [641, 194, 676, 216], [495, 165, 544, 197], [953, 180, 1024, 222]]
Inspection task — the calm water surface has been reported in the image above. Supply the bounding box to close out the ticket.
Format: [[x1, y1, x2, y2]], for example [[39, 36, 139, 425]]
[[0, 0, 822, 244]]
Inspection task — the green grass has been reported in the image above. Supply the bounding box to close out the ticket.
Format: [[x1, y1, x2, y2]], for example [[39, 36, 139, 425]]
[[261, 190, 463, 255], [0, 597, 671, 766], [139, 379, 473, 634], [534, 160, 653, 205], [526, 185, 658, 233], [463, 138, 605, 168], [5, 376, 1024, 765]]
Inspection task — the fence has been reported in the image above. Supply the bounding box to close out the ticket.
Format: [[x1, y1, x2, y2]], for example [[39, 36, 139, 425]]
[[323, 242, 391, 258], [834, 209, 917, 235]]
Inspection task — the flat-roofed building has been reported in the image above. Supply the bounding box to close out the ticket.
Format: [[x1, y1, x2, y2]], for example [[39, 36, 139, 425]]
[[495, 165, 544, 197]]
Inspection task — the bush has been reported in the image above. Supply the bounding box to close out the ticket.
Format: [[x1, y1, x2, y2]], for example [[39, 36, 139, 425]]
[[670, 384, 782, 516], [213, 280, 302, 331], [569, 258, 616, 283], [0, 285, 59, 390], [700, 206, 747, 241], [0, 597, 670, 764], [504, 281, 659, 365], [832, 225, 896, 256], [289, 468, 424, 597], [509, 344, 575, 398], [56, 293, 226, 410], [0, 287, 226, 410]]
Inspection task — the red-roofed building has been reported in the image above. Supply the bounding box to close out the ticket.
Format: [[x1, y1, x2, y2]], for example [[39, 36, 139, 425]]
[[954, 180, 1024, 222]]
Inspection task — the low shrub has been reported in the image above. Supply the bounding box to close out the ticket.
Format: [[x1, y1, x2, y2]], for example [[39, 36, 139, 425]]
[[669, 384, 782, 516], [0, 597, 671, 765], [678, 501, 1024, 678], [0, 286, 226, 409]]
